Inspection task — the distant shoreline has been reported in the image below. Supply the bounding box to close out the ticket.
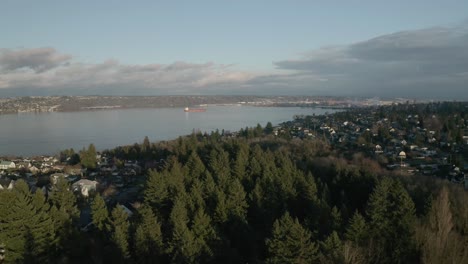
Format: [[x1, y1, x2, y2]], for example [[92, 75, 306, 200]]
[[0, 95, 368, 115]]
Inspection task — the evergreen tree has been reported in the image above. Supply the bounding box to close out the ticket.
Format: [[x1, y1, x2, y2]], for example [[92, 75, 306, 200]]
[[225, 178, 248, 221], [49, 176, 79, 245], [191, 208, 218, 262], [110, 205, 130, 261], [0, 180, 55, 263], [80, 143, 97, 169], [345, 211, 367, 245], [144, 169, 169, 216], [366, 178, 417, 264], [209, 148, 231, 186], [320, 231, 343, 264], [169, 197, 199, 263], [265, 212, 318, 264], [184, 151, 206, 181], [91, 194, 109, 233], [265, 122, 274, 135], [142, 136, 151, 152], [30, 191, 56, 262], [330, 206, 342, 232], [134, 205, 164, 263]]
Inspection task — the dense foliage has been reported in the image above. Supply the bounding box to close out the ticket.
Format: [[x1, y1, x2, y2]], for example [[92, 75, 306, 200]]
[[1, 115, 467, 263]]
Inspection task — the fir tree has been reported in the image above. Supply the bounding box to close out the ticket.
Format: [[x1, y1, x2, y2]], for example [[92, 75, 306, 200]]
[[144, 169, 169, 216], [80, 143, 97, 169], [169, 197, 199, 263], [320, 231, 343, 264], [134, 205, 164, 263], [110, 205, 130, 260], [366, 178, 417, 264], [49, 176, 79, 245], [345, 211, 367, 245], [91, 194, 109, 233], [0, 180, 55, 263], [265, 212, 318, 264], [191, 208, 218, 262]]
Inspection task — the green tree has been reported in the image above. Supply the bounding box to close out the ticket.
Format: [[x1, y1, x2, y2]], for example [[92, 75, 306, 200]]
[[265, 122, 274, 135], [142, 136, 151, 152], [366, 178, 417, 264], [134, 205, 164, 263], [169, 197, 199, 263], [265, 212, 318, 264], [80, 143, 97, 169], [191, 208, 218, 262], [0, 181, 55, 263], [49, 176, 79, 241], [320, 231, 343, 264], [110, 205, 130, 261], [184, 151, 206, 181], [345, 211, 367, 245], [330, 206, 342, 232], [144, 170, 169, 216], [91, 194, 109, 233]]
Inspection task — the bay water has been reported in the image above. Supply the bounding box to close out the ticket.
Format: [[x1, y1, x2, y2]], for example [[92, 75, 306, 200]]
[[0, 106, 336, 156]]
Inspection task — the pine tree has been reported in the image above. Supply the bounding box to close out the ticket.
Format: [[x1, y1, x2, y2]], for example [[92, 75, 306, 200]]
[[265, 122, 274, 135], [80, 143, 97, 169], [330, 206, 342, 232], [144, 169, 169, 216], [191, 208, 218, 262], [232, 142, 249, 181], [134, 205, 164, 263], [91, 194, 109, 233], [366, 178, 417, 264], [185, 151, 206, 180], [30, 191, 56, 262], [49, 176, 79, 244], [169, 197, 199, 263], [209, 148, 231, 187], [225, 178, 248, 221], [0, 180, 55, 263], [142, 136, 151, 152], [110, 205, 130, 260], [265, 212, 318, 264], [320, 231, 343, 264], [345, 211, 367, 245]]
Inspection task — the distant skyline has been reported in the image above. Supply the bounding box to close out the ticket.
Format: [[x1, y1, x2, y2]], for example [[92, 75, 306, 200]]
[[1, 1, 468, 99]]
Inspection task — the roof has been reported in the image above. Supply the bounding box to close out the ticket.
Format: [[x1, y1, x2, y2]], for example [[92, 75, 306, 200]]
[[72, 179, 98, 187], [0, 161, 14, 165]]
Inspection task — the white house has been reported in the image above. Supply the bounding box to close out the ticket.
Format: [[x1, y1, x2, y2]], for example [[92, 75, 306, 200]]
[[72, 179, 98, 197], [0, 161, 15, 170]]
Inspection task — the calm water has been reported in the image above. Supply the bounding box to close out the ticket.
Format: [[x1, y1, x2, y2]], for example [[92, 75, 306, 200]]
[[0, 106, 336, 156]]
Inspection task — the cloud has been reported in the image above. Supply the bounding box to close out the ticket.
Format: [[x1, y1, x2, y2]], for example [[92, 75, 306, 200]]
[[1, 23, 468, 99], [272, 24, 468, 99], [0, 47, 71, 73], [0, 53, 255, 95]]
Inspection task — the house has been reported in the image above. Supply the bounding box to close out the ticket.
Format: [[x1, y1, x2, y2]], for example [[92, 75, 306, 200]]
[[29, 166, 40, 174], [0, 161, 15, 170], [50, 173, 70, 184], [72, 179, 98, 197], [463, 136, 468, 145], [17, 162, 31, 169], [375, 145, 383, 154]]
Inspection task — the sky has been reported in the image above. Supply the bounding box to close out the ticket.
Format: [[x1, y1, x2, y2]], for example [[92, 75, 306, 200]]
[[1, 0, 468, 99]]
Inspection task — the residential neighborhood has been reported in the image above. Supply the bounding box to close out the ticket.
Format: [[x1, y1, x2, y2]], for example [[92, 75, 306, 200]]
[[275, 102, 468, 189]]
